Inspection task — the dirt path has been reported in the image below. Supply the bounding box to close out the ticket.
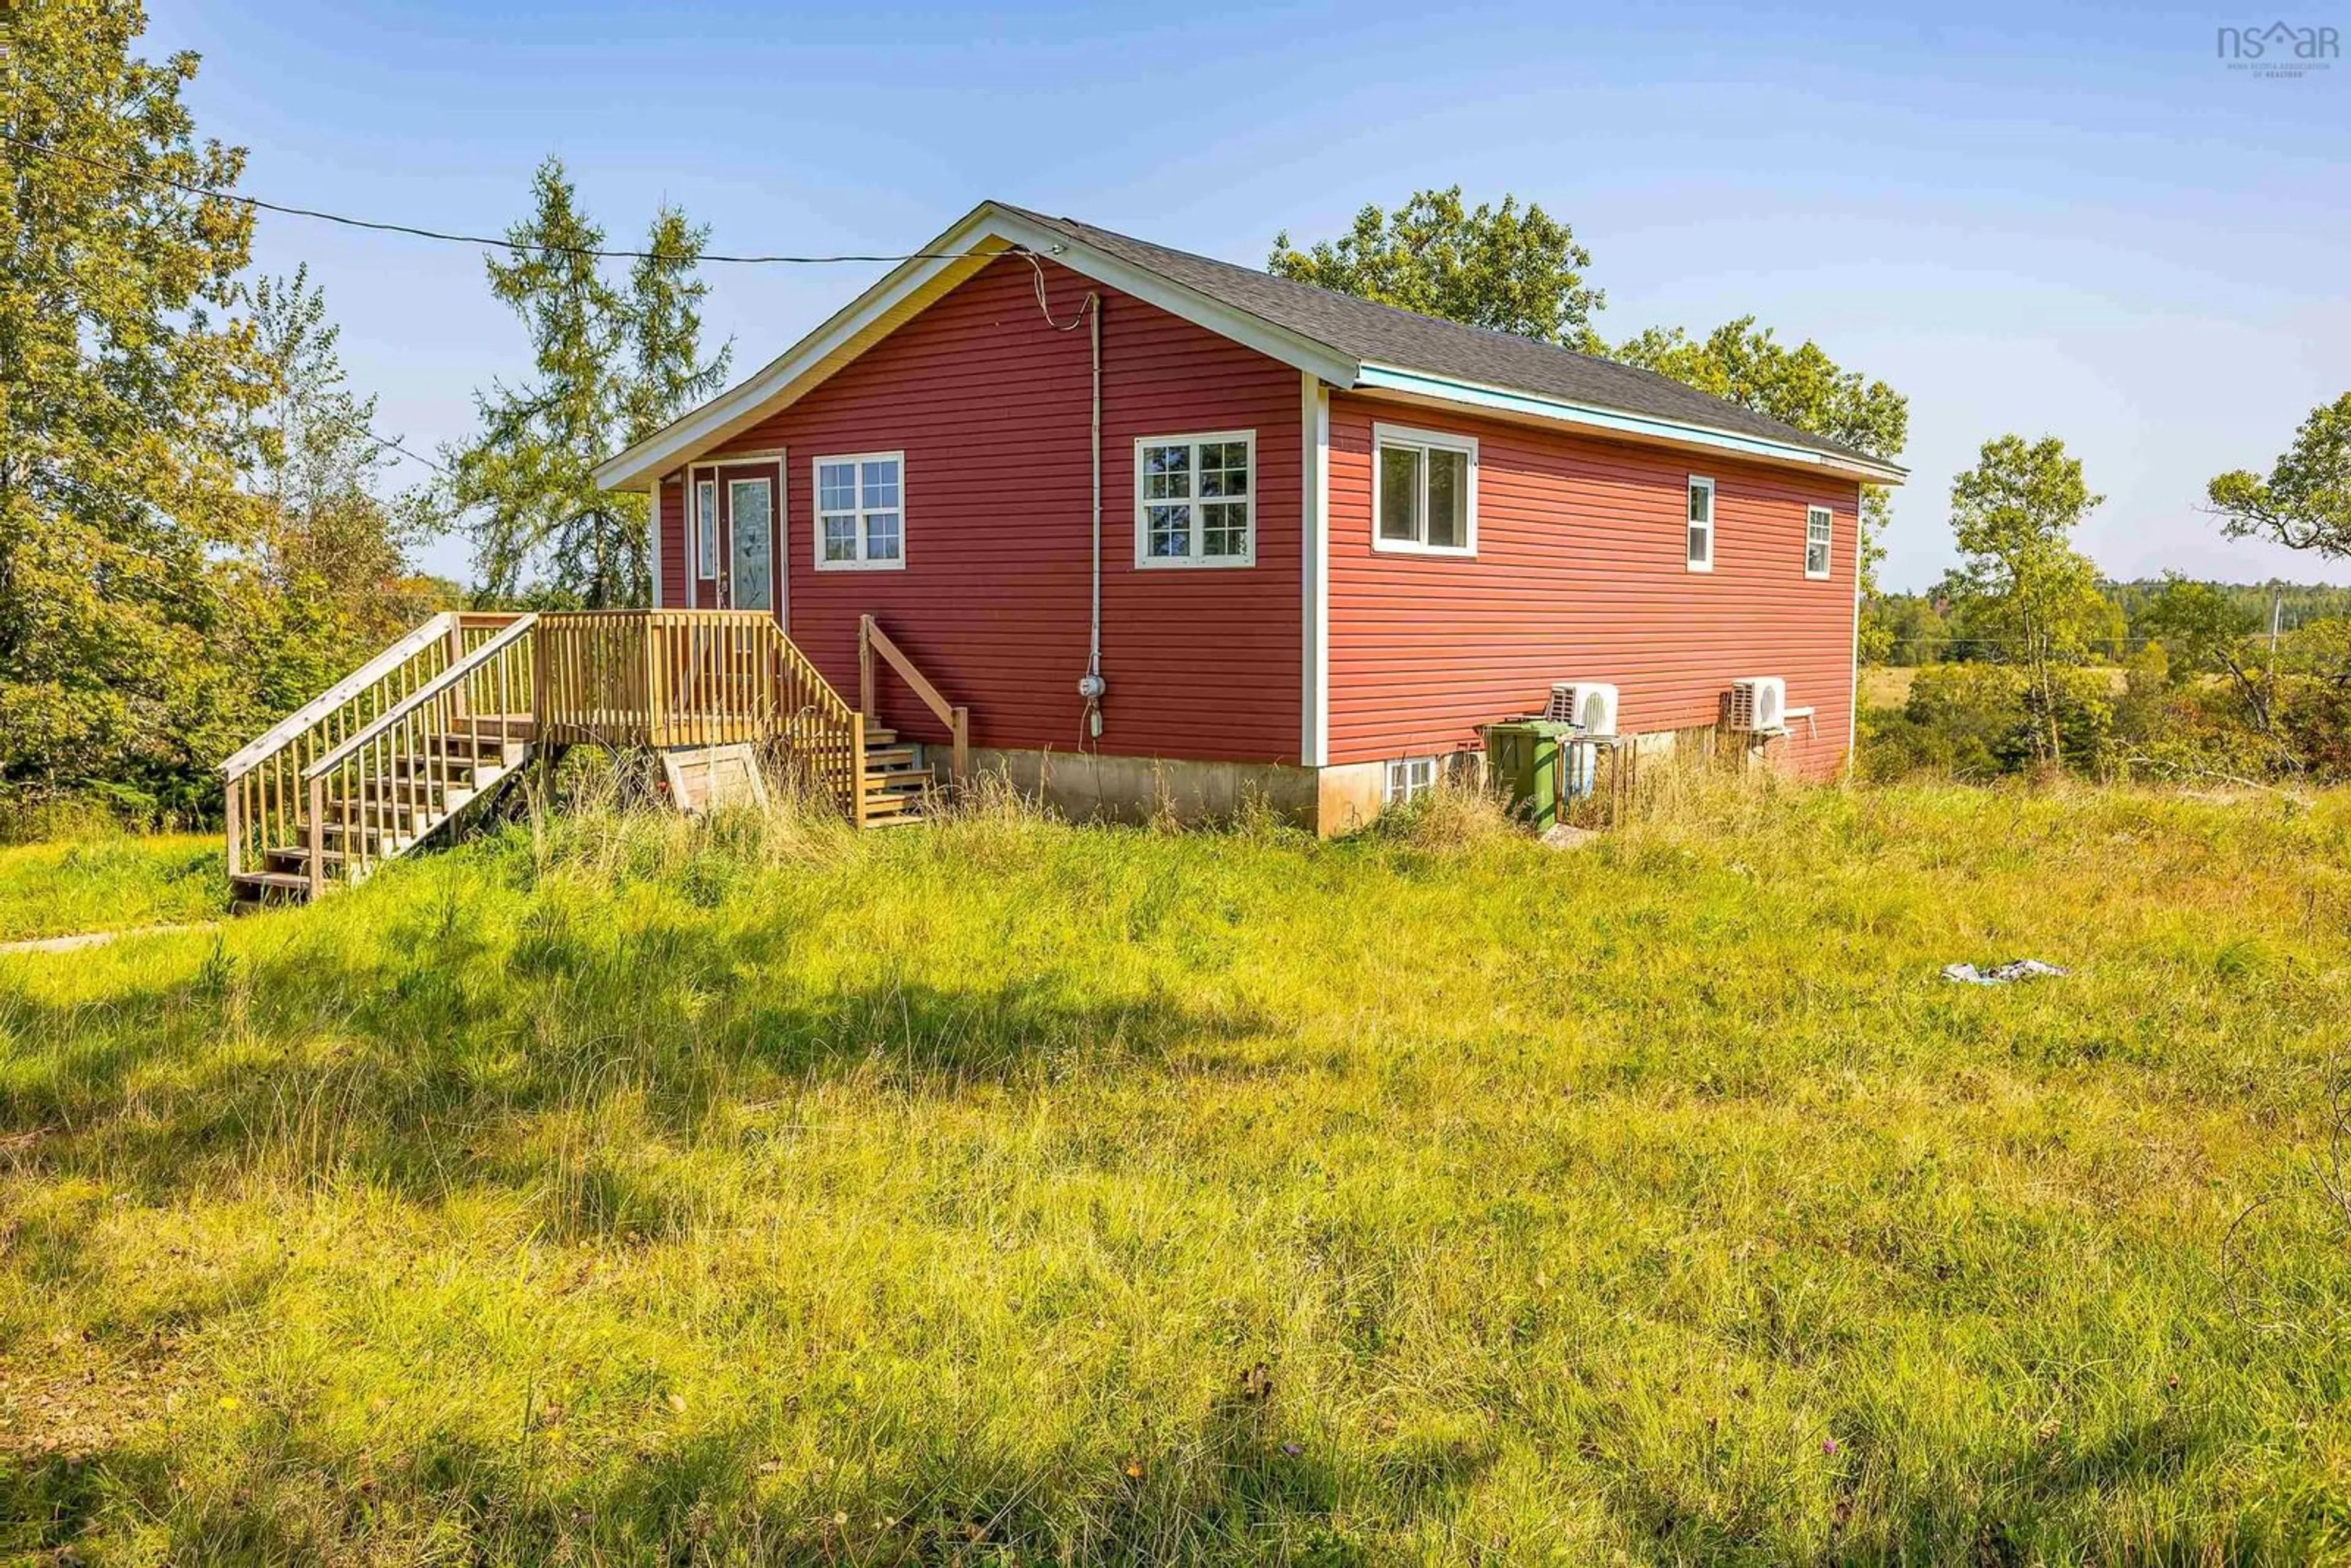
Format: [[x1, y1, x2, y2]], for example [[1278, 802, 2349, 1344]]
[[0, 922, 217, 956]]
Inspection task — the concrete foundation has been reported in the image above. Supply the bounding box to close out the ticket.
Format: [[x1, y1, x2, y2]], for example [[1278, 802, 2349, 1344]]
[[970, 748, 1414, 836]]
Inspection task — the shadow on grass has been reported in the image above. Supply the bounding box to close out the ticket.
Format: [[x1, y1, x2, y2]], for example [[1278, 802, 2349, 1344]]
[[6, 1389, 1386, 1566], [0, 889, 1273, 1225]]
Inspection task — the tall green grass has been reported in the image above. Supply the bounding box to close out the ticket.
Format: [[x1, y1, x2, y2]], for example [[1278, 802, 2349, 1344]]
[[0, 832, 224, 942], [2, 779, 2347, 1562]]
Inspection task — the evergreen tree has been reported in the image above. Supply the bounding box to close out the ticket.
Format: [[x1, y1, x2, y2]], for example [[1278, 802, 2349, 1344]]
[[441, 162, 728, 607], [0, 0, 275, 806]]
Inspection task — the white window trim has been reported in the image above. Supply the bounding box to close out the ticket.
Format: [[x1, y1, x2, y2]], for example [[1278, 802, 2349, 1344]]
[[694, 477, 718, 582], [1384, 756, 1439, 805], [812, 451, 907, 572], [1805, 503, 1833, 580], [1133, 429, 1256, 569], [1686, 475, 1716, 574], [1371, 422, 1480, 557]]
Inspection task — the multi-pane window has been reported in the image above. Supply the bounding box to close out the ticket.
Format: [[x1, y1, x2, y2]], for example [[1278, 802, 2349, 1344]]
[[1805, 505, 1833, 579], [1135, 432, 1253, 567], [814, 452, 905, 570], [1686, 476, 1715, 572], [1384, 756, 1439, 805], [695, 479, 718, 579], [1372, 425, 1477, 555]]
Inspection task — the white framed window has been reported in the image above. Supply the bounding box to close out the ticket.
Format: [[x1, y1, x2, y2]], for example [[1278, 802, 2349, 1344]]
[[813, 452, 905, 571], [1686, 476, 1715, 572], [1384, 756, 1439, 805], [1134, 430, 1254, 568], [1373, 424, 1477, 555], [694, 478, 718, 579], [1805, 505, 1833, 579]]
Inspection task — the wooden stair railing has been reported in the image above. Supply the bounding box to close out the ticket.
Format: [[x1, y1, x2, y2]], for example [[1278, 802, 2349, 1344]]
[[858, 615, 969, 778], [221, 612, 531, 887], [293, 613, 540, 897], [225, 610, 902, 893]]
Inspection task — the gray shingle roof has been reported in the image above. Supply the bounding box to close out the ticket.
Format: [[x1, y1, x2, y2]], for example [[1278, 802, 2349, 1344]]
[[1001, 205, 1895, 473]]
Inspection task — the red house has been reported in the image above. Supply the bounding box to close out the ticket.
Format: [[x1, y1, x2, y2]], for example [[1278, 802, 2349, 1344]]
[[593, 201, 1907, 832]]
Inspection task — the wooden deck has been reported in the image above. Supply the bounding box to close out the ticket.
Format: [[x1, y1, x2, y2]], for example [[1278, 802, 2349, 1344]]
[[222, 610, 962, 901]]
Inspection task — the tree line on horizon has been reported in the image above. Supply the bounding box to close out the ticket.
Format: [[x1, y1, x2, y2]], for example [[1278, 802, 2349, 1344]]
[[5, 2, 2348, 824]]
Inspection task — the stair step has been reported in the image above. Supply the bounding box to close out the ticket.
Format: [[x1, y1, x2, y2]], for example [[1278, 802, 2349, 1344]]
[[862, 772, 931, 793], [265, 845, 348, 872], [314, 819, 419, 848], [865, 745, 921, 767], [861, 793, 920, 819], [231, 870, 315, 898], [864, 727, 898, 747]]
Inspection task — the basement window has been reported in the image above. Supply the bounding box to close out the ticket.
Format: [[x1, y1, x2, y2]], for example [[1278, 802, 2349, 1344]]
[[1373, 424, 1477, 555], [1687, 476, 1715, 572], [814, 452, 906, 571], [1384, 756, 1439, 805], [1805, 505, 1833, 579], [1136, 431, 1254, 568]]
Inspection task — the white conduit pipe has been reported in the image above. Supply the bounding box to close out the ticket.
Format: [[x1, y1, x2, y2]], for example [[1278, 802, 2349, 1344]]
[[1081, 294, 1104, 740]]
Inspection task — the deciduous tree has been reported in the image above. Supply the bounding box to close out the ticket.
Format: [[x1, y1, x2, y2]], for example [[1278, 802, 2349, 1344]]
[[1269, 187, 1605, 349], [2207, 391, 2351, 557], [0, 0, 274, 806], [2136, 573, 2272, 730], [1939, 435, 2109, 765], [1616, 317, 1908, 653], [1269, 197, 1908, 658]]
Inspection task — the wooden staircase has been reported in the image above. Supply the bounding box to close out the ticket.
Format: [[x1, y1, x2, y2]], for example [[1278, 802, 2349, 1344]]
[[232, 730, 531, 905], [222, 612, 542, 908], [855, 615, 969, 828], [222, 608, 964, 903], [860, 727, 938, 826]]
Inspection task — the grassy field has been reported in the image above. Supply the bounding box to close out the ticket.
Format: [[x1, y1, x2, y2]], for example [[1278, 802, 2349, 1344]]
[[3, 781, 2349, 1562], [0, 833, 224, 943], [1860, 665, 2131, 710]]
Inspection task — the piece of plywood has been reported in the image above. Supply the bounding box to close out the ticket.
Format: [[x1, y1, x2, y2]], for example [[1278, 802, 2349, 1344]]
[[662, 743, 770, 816]]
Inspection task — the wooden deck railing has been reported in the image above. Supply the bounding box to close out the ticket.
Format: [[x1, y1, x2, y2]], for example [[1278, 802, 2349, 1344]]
[[226, 610, 868, 876], [859, 615, 969, 782], [221, 611, 530, 880], [536, 610, 864, 812]]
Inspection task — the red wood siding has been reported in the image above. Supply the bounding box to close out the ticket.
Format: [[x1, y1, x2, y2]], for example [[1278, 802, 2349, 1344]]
[[660, 255, 1303, 761], [1325, 393, 1862, 780], [655, 478, 688, 608]]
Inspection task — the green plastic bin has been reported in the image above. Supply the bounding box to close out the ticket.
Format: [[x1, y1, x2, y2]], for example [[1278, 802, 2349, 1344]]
[[1485, 719, 1578, 830]]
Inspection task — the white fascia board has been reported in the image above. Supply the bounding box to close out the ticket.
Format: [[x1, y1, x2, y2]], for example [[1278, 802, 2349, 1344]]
[[980, 211, 1360, 389], [593, 203, 1014, 491], [594, 201, 1361, 492], [1353, 364, 1910, 486]]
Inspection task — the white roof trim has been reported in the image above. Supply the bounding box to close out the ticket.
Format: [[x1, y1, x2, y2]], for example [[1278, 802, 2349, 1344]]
[[593, 201, 1906, 492], [1352, 365, 1908, 486], [593, 202, 1359, 492]]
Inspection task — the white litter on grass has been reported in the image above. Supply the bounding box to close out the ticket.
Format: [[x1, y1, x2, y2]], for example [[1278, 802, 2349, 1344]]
[[1941, 959, 2070, 986]]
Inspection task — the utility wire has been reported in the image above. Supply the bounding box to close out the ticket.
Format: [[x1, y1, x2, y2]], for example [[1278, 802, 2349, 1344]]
[[0, 127, 1003, 266]]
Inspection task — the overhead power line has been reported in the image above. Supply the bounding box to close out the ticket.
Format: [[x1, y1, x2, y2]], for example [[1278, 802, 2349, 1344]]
[[0, 128, 994, 266]]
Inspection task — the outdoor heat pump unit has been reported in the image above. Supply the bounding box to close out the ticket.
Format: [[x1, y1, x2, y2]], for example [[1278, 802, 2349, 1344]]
[[1728, 677, 1788, 734], [1545, 681, 1620, 737]]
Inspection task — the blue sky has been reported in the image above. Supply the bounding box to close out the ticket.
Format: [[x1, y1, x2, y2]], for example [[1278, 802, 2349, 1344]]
[[148, 0, 2349, 590]]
